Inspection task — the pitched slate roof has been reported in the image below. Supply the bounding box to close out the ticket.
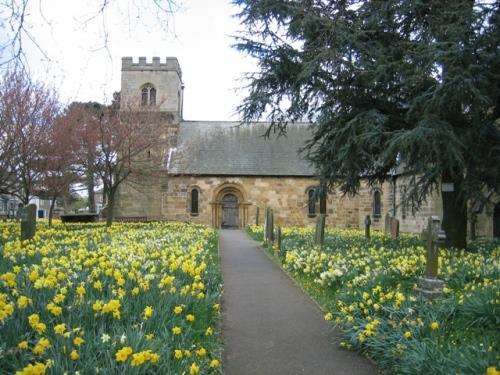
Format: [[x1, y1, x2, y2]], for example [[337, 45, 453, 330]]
[[167, 121, 316, 176]]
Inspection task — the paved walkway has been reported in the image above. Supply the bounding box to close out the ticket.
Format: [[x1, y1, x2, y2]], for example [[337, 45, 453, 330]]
[[220, 230, 379, 375]]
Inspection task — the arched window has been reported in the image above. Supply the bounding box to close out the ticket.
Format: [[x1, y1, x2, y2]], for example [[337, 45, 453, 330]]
[[190, 189, 199, 216], [307, 188, 316, 217], [141, 84, 156, 106], [373, 190, 382, 218]]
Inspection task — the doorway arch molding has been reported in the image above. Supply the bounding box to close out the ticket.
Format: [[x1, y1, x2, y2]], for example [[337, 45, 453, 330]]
[[210, 182, 251, 228]]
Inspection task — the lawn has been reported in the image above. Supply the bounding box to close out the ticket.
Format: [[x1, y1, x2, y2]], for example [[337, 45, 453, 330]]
[[0, 221, 222, 375], [248, 225, 499, 375]]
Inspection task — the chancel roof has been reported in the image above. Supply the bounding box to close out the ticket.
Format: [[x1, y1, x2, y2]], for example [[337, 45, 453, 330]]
[[167, 121, 316, 176]]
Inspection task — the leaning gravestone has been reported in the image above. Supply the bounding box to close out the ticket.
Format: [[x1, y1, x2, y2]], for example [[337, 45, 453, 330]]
[[20, 204, 37, 241]]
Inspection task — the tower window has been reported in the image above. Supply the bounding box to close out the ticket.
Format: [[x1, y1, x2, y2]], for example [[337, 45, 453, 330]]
[[141, 84, 156, 106]]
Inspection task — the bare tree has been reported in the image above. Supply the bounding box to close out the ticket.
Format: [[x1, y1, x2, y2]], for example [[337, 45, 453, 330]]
[[66, 95, 164, 226], [62, 102, 102, 213], [0, 0, 181, 68], [100, 104, 165, 226], [36, 115, 79, 225], [0, 69, 60, 204]]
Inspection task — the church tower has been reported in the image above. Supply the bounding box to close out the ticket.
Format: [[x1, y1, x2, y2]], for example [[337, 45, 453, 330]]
[[114, 57, 184, 219], [120, 56, 184, 119]]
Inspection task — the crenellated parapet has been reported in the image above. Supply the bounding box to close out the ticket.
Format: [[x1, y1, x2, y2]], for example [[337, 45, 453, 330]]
[[121, 57, 182, 78]]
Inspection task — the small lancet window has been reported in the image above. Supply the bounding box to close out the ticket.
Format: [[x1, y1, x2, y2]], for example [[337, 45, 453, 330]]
[[141, 84, 156, 106], [190, 189, 199, 216], [373, 190, 382, 218]]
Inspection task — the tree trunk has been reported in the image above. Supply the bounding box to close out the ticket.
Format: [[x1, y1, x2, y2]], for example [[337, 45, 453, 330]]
[[441, 175, 467, 249], [106, 188, 115, 227], [87, 164, 96, 213], [48, 196, 56, 227]]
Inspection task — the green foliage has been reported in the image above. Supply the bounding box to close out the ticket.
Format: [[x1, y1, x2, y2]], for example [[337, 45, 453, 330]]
[[235, 0, 500, 247]]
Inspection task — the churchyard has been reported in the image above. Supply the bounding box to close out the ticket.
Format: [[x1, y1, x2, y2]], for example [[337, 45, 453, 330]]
[[0, 215, 498, 374], [0, 221, 222, 374], [248, 224, 499, 375]]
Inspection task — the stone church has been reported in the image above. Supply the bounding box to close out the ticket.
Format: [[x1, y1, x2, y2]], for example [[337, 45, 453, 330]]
[[115, 57, 499, 238]]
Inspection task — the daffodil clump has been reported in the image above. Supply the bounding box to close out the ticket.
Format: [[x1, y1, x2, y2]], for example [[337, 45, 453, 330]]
[[0, 221, 222, 374], [248, 225, 499, 375]]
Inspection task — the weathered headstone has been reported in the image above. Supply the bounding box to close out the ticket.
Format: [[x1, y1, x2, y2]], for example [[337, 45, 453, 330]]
[[255, 207, 260, 226], [415, 216, 446, 299], [315, 213, 326, 248], [263, 210, 267, 242], [390, 217, 400, 239], [364, 215, 371, 238], [265, 207, 274, 243], [20, 204, 37, 241], [276, 226, 285, 257], [384, 213, 391, 235]]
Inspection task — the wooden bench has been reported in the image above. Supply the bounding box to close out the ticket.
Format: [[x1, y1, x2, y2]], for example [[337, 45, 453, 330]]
[[60, 213, 100, 223]]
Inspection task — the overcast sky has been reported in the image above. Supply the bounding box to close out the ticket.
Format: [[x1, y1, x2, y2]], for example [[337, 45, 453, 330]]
[[8, 0, 256, 120]]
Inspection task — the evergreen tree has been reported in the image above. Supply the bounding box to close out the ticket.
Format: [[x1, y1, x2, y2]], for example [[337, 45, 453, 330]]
[[234, 0, 500, 248]]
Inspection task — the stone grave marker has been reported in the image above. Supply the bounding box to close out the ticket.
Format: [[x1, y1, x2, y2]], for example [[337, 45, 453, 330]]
[[384, 213, 391, 235], [20, 204, 37, 241], [265, 207, 274, 243], [390, 217, 400, 239], [315, 214, 326, 248], [364, 215, 371, 238], [255, 207, 260, 226], [276, 226, 285, 258], [415, 216, 446, 299]]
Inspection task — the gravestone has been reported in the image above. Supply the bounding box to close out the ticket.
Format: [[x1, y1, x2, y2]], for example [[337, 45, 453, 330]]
[[390, 217, 400, 239], [276, 226, 285, 258], [415, 216, 446, 299], [384, 213, 391, 235], [255, 207, 260, 226], [20, 204, 37, 241], [364, 215, 371, 238], [265, 207, 274, 243], [315, 214, 326, 248]]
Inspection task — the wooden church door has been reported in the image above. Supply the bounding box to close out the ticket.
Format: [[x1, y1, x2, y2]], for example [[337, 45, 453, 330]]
[[222, 194, 239, 228]]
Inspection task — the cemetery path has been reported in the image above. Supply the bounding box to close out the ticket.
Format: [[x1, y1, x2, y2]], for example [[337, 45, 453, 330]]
[[219, 230, 379, 375]]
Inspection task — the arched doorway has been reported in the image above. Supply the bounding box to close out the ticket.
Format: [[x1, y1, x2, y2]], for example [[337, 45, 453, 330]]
[[210, 182, 251, 228], [494, 203, 500, 238], [222, 193, 239, 229]]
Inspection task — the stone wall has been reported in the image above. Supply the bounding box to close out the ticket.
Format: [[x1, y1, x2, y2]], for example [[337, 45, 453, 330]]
[[162, 176, 373, 228], [116, 172, 499, 238], [114, 114, 179, 219], [391, 177, 443, 234]]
